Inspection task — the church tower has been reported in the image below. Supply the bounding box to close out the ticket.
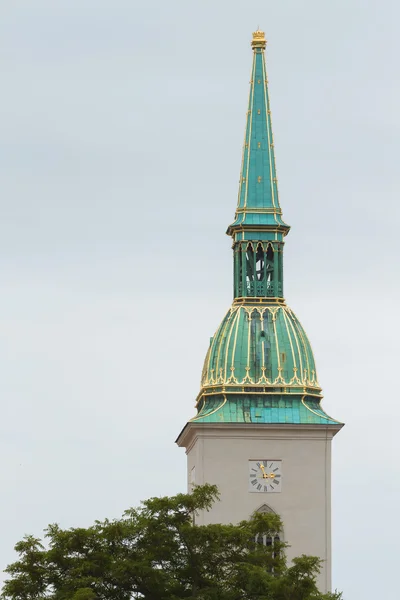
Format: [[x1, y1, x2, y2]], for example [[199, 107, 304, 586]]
[[176, 30, 343, 594]]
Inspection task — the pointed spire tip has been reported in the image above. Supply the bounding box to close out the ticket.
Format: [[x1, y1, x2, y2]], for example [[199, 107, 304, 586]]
[[251, 29, 267, 49]]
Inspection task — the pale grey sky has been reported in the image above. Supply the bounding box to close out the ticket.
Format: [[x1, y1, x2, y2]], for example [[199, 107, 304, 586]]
[[1, 1, 399, 598]]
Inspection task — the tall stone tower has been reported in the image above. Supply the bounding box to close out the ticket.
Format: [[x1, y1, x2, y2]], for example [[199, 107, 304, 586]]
[[176, 30, 342, 594]]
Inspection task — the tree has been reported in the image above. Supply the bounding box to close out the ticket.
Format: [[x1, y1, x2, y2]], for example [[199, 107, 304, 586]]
[[1, 485, 342, 600]]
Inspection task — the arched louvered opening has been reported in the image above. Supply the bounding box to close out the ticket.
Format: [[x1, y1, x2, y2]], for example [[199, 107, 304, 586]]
[[265, 244, 274, 296], [245, 243, 255, 295], [234, 244, 243, 298], [233, 242, 283, 298]]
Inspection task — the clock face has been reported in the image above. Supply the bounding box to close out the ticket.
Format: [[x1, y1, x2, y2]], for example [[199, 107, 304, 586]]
[[248, 460, 282, 493]]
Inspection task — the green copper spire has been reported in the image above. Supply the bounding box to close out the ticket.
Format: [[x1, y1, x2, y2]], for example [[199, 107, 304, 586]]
[[176, 32, 342, 432], [227, 30, 289, 300]]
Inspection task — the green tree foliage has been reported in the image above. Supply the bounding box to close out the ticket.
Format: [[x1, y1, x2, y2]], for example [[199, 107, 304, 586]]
[[1, 485, 342, 600]]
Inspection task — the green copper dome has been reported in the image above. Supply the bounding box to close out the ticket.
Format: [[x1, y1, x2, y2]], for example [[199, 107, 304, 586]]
[[179, 31, 341, 429], [201, 303, 319, 393], [192, 300, 340, 426]]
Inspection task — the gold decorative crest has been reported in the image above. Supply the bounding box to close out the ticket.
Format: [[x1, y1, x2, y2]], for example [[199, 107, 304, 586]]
[[251, 30, 267, 49]]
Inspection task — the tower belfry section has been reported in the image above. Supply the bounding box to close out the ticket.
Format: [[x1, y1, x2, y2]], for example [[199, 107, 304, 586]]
[[227, 29, 288, 301], [176, 30, 343, 594]]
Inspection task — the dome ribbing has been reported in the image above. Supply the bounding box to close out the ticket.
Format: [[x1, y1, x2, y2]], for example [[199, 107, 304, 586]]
[[201, 303, 319, 393]]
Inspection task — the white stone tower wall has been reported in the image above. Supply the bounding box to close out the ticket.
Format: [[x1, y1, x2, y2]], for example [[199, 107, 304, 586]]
[[180, 423, 336, 594]]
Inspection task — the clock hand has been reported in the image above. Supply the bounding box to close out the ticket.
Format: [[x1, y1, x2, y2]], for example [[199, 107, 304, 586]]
[[260, 464, 277, 479]]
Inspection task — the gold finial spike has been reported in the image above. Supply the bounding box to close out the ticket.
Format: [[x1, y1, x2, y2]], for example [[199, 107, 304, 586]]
[[251, 29, 267, 49]]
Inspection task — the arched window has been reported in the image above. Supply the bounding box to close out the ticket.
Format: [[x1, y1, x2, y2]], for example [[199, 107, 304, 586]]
[[253, 504, 282, 565]]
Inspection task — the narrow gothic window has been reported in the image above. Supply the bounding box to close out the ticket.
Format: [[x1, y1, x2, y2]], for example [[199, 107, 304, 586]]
[[256, 245, 264, 281], [254, 504, 282, 564], [266, 245, 274, 295], [245, 244, 255, 294]]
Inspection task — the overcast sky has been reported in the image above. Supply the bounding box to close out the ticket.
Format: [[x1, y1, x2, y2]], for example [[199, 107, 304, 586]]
[[1, 1, 399, 598]]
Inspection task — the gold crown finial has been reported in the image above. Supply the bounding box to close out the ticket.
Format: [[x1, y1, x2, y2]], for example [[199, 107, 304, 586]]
[[251, 29, 266, 49]]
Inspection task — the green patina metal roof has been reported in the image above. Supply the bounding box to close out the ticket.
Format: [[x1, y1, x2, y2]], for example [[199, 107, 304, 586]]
[[192, 299, 341, 426], [191, 395, 340, 426], [179, 31, 342, 430], [227, 31, 289, 242], [201, 303, 319, 393]]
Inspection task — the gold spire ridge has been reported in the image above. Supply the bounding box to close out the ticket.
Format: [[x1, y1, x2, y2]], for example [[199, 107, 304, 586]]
[[251, 30, 266, 49]]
